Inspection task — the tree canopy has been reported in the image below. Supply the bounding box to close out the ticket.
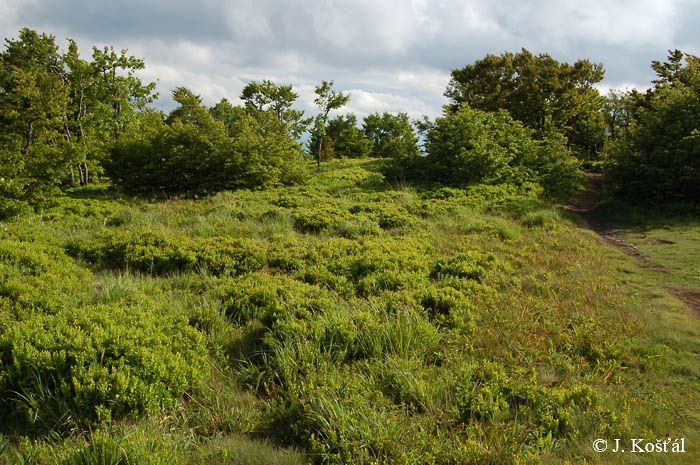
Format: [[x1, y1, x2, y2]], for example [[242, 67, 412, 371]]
[[240, 80, 311, 139], [362, 112, 420, 160], [445, 49, 605, 156], [606, 50, 700, 202], [308, 113, 373, 160], [312, 80, 350, 170]]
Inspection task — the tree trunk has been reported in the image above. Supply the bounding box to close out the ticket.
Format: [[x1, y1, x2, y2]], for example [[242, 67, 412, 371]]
[[24, 121, 34, 156], [78, 164, 85, 186], [316, 112, 329, 172], [69, 164, 76, 188], [82, 163, 88, 185]]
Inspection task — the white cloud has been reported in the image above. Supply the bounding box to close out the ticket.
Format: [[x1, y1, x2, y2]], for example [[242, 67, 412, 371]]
[[2, 0, 699, 122], [342, 89, 438, 120]]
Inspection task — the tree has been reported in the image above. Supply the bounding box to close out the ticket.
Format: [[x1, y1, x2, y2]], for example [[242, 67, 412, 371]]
[[603, 90, 635, 140], [383, 104, 580, 195], [209, 97, 246, 134], [445, 49, 605, 155], [167, 87, 212, 127], [606, 50, 700, 202], [308, 113, 372, 159], [240, 80, 311, 139], [106, 86, 308, 193], [90, 45, 157, 141], [62, 38, 98, 186], [313, 80, 349, 170], [0, 28, 70, 216], [362, 112, 420, 159]]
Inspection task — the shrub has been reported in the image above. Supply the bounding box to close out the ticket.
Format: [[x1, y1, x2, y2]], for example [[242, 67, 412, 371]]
[[292, 202, 350, 233], [105, 98, 308, 194], [66, 231, 266, 276], [362, 112, 420, 159], [384, 105, 580, 195], [455, 361, 601, 439], [308, 114, 373, 159], [431, 250, 500, 282], [0, 303, 208, 431], [0, 238, 92, 316], [217, 273, 332, 326], [349, 202, 412, 229]]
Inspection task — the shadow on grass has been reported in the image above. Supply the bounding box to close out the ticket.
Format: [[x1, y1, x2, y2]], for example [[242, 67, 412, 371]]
[[594, 198, 700, 231]]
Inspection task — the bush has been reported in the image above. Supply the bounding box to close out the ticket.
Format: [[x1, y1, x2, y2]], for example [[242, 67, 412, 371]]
[[455, 361, 602, 439], [217, 273, 332, 326], [66, 230, 267, 276], [105, 99, 308, 194], [0, 303, 208, 431], [292, 202, 350, 233], [362, 112, 420, 159], [0, 237, 92, 316], [384, 105, 580, 195]]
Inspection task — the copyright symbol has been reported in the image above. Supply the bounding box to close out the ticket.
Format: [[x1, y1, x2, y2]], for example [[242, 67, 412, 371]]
[[593, 439, 607, 452]]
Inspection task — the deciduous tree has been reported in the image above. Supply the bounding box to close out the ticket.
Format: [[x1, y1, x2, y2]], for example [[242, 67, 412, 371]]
[[606, 50, 700, 202], [313, 80, 349, 170], [240, 80, 311, 139], [362, 112, 420, 159], [445, 49, 605, 155]]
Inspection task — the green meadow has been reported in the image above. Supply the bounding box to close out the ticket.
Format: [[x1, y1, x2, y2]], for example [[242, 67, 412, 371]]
[[1, 158, 698, 464]]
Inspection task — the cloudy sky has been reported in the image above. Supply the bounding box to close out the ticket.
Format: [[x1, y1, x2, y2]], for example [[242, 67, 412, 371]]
[[2, 0, 699, 121]]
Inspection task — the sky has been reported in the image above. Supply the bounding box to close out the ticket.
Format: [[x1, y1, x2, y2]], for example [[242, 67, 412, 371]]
[[1, 0, 699, 121]]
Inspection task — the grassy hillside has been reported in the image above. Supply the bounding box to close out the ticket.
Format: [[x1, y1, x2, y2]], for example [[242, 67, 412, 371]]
[[1, 158, 698, 464]]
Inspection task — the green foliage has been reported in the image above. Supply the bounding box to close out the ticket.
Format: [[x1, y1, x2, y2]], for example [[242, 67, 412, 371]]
[[218, 273, 331, 326], [105, 90, 308, 193], [312, 80, 350, 170], [362, 112, 420, 159], [0, 232, 208, 433], [606, 50, 700, 202], [66, 230, 266, 276], [0, 29, 71, 216], [455, 361, 602, 439], [240, 80, 311, 139], [308, 114, 373, 159], [292, 202, 350, 233], [1, 84, 697, 464], [445, 48, 605, 150], [0, 28, 157, 216], [0, 237, 91, 316], [0, 304, 207, 431], [386, 104, 580, 195]]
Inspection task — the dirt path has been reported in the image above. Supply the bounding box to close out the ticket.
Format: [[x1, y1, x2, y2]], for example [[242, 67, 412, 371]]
[[564, 173, 648, 257], [564, 173, 699, 316]]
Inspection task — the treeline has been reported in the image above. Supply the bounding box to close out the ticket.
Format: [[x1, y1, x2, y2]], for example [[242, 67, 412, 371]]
[[605, 50, 700, 202], [1, 28, 699, 218]]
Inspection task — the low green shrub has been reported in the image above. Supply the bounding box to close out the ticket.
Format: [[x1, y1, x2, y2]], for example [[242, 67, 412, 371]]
[[0, 303, 208, 431], [66, 231, 266, 276], [431, 250, 500, 282], [292, 203, 350, 233], [456, 361, 603, 440], [0, 238, 92, 316], [349, 202, 412, 229], [217, 273, 332, 326]]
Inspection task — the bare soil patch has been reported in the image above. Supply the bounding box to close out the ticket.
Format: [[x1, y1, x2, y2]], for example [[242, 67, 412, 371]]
[[667, 289, 700, 317], [564, 173, 700, 316], [564, 173, 653, 259]]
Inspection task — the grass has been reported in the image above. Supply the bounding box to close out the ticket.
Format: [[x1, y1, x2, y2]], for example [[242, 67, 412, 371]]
[[0, 158, 698, 464]]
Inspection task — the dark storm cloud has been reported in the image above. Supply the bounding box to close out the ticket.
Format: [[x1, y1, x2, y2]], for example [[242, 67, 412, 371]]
[[12, 0, 231, 41]]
